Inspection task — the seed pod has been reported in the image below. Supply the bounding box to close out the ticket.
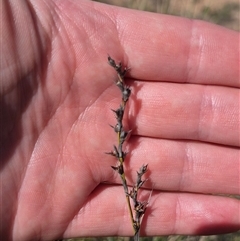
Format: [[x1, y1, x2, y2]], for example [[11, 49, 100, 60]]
[[135, 201, 147, 221], [136, 178, 147, 189], [120, 67, 130, 78], [129, 187, 138, 205], [108, 55, 117, 68], [111, 165, 124, 175], [105, 145, 119, 158], [122, 86, 131, 102], [112, 106, 124, 122], [108, 55, 123, 74], [110, 123, 122, 133], [116, 79, 124, 91], [118, 164, 124, 175], [139, 164, 148, 175], [119, 129, 129, 144]]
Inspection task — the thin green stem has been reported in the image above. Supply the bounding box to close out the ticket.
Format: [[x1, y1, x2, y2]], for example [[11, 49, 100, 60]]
[[120, 173, 135, 232], [118, 127, 135, 232]]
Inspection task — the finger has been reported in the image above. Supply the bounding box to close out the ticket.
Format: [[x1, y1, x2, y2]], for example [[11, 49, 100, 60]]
[[52, 1, 239, 88], [64, 185, 240, 237], [122, 137, 240, 195], [128, 81, 239, 146], [114, 7, 239, 87]]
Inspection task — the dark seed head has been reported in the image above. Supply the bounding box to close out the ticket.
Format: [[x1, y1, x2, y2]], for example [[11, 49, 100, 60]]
[[139, 164, 148, 174], [120, 67, 130, 78], [111, 106, 124, 122], [119, 129, 128, 143], [110, 123, 122, 133], [111, 165, 124, 175], [108, 55, 117, 68], [116, 80, 124, 91], [122, 87, 131, 102]]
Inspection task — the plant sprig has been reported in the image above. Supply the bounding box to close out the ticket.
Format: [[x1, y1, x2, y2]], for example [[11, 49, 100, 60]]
[[106, 56, 150, 241]]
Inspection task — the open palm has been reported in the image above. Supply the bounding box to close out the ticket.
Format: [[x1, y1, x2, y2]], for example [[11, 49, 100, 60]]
[[1, 1, 239, 240]]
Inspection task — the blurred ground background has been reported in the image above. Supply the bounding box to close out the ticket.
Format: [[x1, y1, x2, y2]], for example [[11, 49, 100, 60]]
[[63, 0, 239, 241], [95, 0, 239, 30], [64, 234, 240, 241]]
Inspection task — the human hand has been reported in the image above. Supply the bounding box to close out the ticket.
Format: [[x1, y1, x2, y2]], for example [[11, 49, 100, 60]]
[[1, 0, 239, 240]]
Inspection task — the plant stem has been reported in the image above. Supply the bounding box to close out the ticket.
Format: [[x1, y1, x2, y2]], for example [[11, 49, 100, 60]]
[[107, 56, 149, 240]]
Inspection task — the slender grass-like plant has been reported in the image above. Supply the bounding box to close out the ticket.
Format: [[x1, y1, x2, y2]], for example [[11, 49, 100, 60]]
[[106, 56, 149, 241]]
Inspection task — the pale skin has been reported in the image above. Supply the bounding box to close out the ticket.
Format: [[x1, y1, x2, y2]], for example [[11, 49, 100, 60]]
[[1, 0, 239, 240]]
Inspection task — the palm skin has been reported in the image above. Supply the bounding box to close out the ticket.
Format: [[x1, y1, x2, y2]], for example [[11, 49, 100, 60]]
[[1, 0, 239, 240]]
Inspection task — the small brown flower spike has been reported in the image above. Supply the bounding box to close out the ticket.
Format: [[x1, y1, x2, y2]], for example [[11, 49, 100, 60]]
[[106, 56, 150, 241]]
